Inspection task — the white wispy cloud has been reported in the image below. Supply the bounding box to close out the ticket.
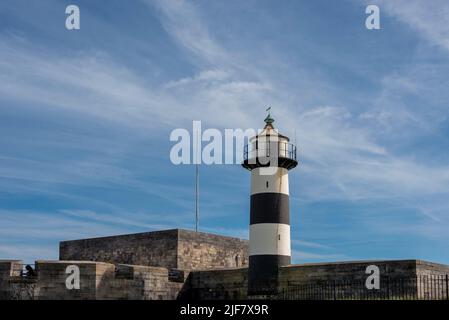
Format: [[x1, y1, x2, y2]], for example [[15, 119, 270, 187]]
[[292, 239, 333, 250], [149, 0, 227, 66], [0, 1, 446, 204], [376, 0, 449, 51]]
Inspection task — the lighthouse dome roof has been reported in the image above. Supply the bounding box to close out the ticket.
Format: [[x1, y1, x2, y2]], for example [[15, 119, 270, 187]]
[[250, 115, 290, 142]]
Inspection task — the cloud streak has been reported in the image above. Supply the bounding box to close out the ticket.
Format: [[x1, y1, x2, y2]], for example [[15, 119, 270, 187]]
[[376, 0, 449, 52]]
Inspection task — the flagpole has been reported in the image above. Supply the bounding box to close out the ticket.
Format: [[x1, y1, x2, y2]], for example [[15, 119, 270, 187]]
[[195, 128, 200, 232], [195, 162, 199, 232]]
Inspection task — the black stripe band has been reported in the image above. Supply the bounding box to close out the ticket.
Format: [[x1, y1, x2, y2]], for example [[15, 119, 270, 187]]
[[248, 255, 291, 294], [250, 193, 290, 224]]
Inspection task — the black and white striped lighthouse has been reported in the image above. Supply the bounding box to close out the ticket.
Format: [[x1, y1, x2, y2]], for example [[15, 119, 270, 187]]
[[242, 112, 298, 295]]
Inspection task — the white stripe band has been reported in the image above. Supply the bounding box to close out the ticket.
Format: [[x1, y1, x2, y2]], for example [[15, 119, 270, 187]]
[[251, 167, 289, 195], [249, 223, 291, 256]]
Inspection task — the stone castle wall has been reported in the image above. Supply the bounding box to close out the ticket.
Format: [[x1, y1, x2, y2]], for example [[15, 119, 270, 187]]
[[0, 260, 185, 300], [0, 260, 24, 299], [278, 260, 418, 285], [36, 261, 114, 300], [416, 260, 449, 276], [415, 260, 449, 299], [177, 230, 248, 270], [59, 229, 249, 271], [179, 260, 449, 300], [5, 226, 449, 301], [59, 230, 179, 268], [180, 268, 248, 300], [2, 259, 449, 300]]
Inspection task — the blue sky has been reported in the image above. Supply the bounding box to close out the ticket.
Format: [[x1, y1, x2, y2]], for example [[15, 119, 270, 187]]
[[1, 0, 449, 264]]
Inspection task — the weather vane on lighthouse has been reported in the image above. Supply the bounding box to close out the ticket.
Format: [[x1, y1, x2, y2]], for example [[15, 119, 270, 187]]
[[242, 108, 298, 296]]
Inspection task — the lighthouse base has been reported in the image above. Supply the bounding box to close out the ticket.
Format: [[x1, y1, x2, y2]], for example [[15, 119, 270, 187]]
[[247, 255, 291, 296]]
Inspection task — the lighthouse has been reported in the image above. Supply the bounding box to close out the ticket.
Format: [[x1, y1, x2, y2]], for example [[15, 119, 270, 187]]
[[242, 112, 298, 295]]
